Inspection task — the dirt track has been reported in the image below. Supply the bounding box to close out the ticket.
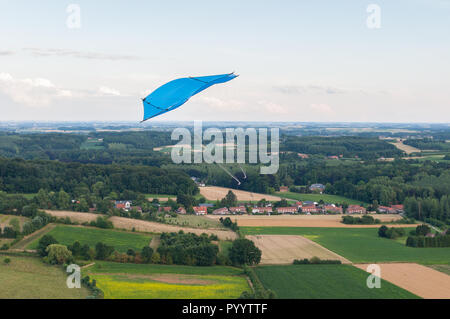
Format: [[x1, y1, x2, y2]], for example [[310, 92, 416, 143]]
[[207, 214, 409, 228], [355, 263, 450, 299], [247, 235, 350, 264], [200, 186, 281, 201]]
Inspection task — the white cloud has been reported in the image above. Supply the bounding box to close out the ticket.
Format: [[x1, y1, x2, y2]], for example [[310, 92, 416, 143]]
[[197, 96, 244, 111], [98, 86, 122, 96], [309, 103, 334, 114], [0, 72, 72, 106], [23, 48, 141, 61], [258, 100, 288, 114], [274, 84, 347, 95]]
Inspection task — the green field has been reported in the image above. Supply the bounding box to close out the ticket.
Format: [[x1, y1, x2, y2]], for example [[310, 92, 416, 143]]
[[277, 192, 367, 205], [0, 255, 90, 299], [242, 227, 450, 264], [26, 225, 152, 253], [254, 265, 418, 299], [163, 214, 224, 229], [429, 264, 450, 276], [84, 261, 249, 299]]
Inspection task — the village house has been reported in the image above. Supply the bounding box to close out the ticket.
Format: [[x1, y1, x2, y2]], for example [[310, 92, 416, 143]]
[[252, 207, 273, 214], [322, 205, 343, 214], [346, 205, 366, 214], [390, 204, 404, 213], [115, 200, 132, 211], [301, 204, 319, 214], [279, 186, 289, 193], [229, 206, 247, 214], [295, 201, 303, 209], [378, 206, 397, 214], [309, 183, 325, 193], [297, 153, 309, 159], [212, 207, 229, 215], [176, 207, 187, 215], [276, 207, 298, 214], [159, 206, 172, 213], [193, 206, 208, 215]]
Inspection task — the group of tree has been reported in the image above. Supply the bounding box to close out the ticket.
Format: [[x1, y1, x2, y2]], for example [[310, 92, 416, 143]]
[[156, 231, 220, 266], [342, 215, 380, 225], [405, 224, 450, 248], [378, 225, 406, 239]]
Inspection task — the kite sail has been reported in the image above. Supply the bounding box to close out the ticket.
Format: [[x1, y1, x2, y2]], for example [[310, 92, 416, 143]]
[[141, 72, 238, 122]]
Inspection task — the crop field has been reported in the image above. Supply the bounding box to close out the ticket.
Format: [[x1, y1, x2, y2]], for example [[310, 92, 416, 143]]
[[200, 186, 281, 201], [429, 264, 450, 276], [277, 192, 367, 205], [45, 210, 102, 223], [242, 227, 450, 264], [163, 214, 225, 229], [207, 214, 405, 228], [355, 263, 450, 299], [84, 261, 249, 299], [254, 264, 418, 299], [247, 235, 350, 264], [0, 256, 90, 299], [26, 225, 152, 253], [109, 216, 237, 240]]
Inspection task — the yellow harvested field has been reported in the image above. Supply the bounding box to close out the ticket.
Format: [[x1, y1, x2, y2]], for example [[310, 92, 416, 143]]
[[247, 235, 350, 264], [200, 186, 281, 201], [389, 139, 421, 154], [109, 216, 237, 240], [207, 214, 409, 228], [45, 210, 101, 223], [355, 263, 450, 299]]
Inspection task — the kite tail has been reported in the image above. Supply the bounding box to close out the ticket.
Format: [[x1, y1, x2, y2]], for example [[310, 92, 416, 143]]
[[216, 162, 241, 186], [238, 163, 247, 179]]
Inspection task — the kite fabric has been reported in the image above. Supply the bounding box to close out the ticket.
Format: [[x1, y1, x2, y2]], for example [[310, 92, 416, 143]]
[[141, 73, 238, 122]]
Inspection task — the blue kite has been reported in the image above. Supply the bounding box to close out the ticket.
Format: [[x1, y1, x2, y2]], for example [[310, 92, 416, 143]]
[[141, 72, 238, 122]]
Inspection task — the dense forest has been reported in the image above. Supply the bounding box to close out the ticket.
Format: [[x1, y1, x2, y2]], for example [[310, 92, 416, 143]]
[[0, 158, 198, 195], [281, 136, 403, 159], [403, 138, 450, 151]]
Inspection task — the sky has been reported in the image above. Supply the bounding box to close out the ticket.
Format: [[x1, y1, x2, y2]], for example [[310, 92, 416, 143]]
[[0, 0, 449, 123]]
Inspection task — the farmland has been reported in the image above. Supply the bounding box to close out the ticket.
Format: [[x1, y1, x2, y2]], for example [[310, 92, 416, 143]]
[[277, 191, 368, 205], [247, 235, 350, 264], [0, 255, 90, 299], [254, 264, 418, 299], [26, 225, 152, 253], [200, 186, 281, 202], [242, 227, 450, 264], [355, 263, 450, 299], [84, 261, 250, 299], [162, 214, 225, 229], [207, 214, 405, 228]]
